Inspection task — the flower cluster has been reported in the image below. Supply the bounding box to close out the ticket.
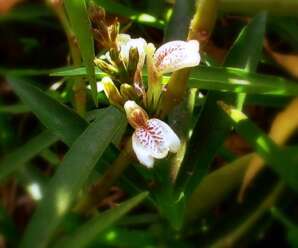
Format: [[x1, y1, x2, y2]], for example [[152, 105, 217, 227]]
[[91, 9, 200, 167]]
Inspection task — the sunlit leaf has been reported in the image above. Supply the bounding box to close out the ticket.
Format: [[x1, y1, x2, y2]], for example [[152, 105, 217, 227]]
[[219, 101, 298, 191], [64, 0, 97, 105]]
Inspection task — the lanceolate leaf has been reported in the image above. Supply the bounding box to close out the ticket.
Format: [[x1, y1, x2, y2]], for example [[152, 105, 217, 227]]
[[50, 65, 298, 97], [185, 153, 253, 222], [219, 102, 298, 191], [20, 107, 125, 248], [54, 192, 149, 248], [64, 0, 98, 105], [164, 0, 195, 41], [0, 130, 58, 182], [8, 76, 87, 146], [8, 77, 125, 181]]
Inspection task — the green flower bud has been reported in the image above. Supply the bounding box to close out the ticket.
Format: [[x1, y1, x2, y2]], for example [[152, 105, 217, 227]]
[[94, 58, 119, 76], [120, 83, 139, 101], [101, 77, 123, 107]]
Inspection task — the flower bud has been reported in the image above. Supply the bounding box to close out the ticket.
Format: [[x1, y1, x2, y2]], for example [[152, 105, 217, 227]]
[[94, 58, 119, 76], [120, 83, 139, 101], [127, 47, 139, 80], [101, 77, 123, 107], [146, 43, 162, 111], [124, 100, 148, 129]]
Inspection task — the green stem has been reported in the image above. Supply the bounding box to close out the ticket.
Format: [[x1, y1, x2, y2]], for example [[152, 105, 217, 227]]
[[74, 140, 134, 214], [159, 0, 219, 117], [219, 0, 298, 15], [46, 0, 86, 116]]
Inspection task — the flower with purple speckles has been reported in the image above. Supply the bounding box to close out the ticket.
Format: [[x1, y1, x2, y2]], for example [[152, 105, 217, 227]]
[[153, 40, 200, 75], [124, 100, 181, 168]]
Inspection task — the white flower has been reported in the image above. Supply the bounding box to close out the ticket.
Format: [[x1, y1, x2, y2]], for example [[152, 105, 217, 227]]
[[124, 100, 181, 168], [153, 40, 200, 74], [116, 34, 147, 71]]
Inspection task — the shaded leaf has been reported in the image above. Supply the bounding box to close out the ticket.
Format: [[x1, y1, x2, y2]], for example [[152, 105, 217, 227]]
[[8, 76, 88, 146], [20, 107, 125, 248], [0, 130, 58, 182], [93, 0, 165, 29], [54, 192, 149, 248]]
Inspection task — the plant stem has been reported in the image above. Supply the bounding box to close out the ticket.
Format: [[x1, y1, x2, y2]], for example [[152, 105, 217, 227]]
[[74, 140, 134, 214], [46, 0, 86, 116], [159, 0, 219, 117], [219, 0, 298, 15]]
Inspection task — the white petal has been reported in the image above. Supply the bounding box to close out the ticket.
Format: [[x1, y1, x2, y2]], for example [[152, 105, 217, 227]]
[[150, 119, 181, 153], [116, 34, 131, 46], [132, 132, 154, 168], [133, 122, 169, 159], [153, 40, 200, 74], [127, 38, 147, 70], [116, 34, 147, 69]]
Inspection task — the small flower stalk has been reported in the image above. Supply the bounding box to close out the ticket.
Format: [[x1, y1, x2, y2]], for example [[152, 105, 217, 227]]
[[124, 101, 181, 168]]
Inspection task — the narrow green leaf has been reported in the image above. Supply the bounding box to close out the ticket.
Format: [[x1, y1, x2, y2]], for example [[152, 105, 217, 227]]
[[176, 13, 267, 196], [185, 153, 253, 222], [271, 207, 298, 248], [20, 107, 125, 248], [224, 13, 266, 72], [218, 12, 266, 109], [219, 102, 298, 191], [0, 130, 58, 182], [164, 0, 195, 40], [93, 0, 165, 29], [8, 76, 88, 146], [54, 192, 148, 248], [64, 0, 97, 105], [51, 65, 298, 97], [8, 77, 125, 183]]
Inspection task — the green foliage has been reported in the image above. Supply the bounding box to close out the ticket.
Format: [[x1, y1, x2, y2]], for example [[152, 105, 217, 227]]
[[1, 0, 298, 247], [176, 13, 267, 197], [0, 130, 58, 182], [64, 0, 97, 105], [53, 192, 148, 248], [20, 106, 124, 248]]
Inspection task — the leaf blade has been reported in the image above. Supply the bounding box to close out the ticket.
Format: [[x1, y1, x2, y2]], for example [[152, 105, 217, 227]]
[[20, 107, 125, 248], [54, 192, 149, 248], [0, 130, 58, 182], [8, 76, 87, 146]]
